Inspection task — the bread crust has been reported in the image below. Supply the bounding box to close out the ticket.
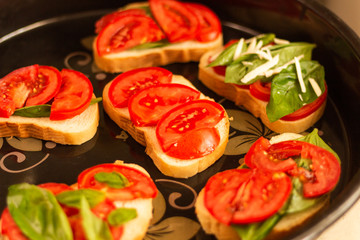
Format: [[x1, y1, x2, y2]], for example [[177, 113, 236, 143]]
[[0, 102, 99, 145], [198, 49, 327, 133], [102, 75, 229, 178]]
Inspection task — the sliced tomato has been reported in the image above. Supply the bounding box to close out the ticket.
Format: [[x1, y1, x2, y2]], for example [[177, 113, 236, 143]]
[[156, 99, 225, 159], [209, 40, 239, 76], [185, 3, 221, 42], [77, 163, 157, 201], [38, 182, 73, 195], [50, 69, 93, 121], [204, 168, 292, 225], [249, 80, 271, 102], [109, 67, 172, 108], [0, 65, 39, 118], [149, 0, 199, 43], [1, 208, 28, 240], [244, 137, 297, 172], [95, 8, 147, 34], [128, 83, 201, 127], [26, 65, 62, 106], [269, 140, 341, 198], [96, 14, 165, 56], [280, 87, 327, 121]]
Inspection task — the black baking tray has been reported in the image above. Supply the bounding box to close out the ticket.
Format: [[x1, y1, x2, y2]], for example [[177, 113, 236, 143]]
[[0, 0, 360, 239]]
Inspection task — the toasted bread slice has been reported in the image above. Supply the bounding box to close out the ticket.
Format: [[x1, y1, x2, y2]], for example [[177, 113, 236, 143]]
[[93, 2, 223, 73], [198, 49, 327, 133], [103, 75, 229, 178], [0, 100, 99, 145]]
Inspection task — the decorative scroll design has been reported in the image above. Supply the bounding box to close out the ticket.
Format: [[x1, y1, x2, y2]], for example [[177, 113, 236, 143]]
[[155, 179, 197, 210], [0, 151, 50, 173], [64, 51, 92, 70]]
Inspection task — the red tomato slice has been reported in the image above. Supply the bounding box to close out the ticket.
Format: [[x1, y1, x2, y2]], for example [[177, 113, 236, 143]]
[[269, 140, 341, 198], [38, 182, 73, 195], [244, 137, 297, 172], [26, 66, 62, 106], [204, 168, 292, 225], [249, 80, 271, 102], [95, 8, 147, 34], [280, 86, 327, 121], [185, 3, 221, 42], [156, 99, 225, 159], [50, 69, 93, 121], [0, 65, 39, 118], [149, 0, 200, 43], [128, 83, 201, 127], [109, 67, 172, 108], [96, 14, 165, 56], [77, 163, 157, 201], [1, 208, 28, 240]]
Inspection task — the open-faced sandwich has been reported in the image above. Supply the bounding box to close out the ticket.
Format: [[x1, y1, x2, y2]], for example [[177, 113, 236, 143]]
[[195, 129, 341, 240], [93, 0, 223, 73], [102, 67, 229, 178], [0, 64, 100, 145], [198, 33, 327, 133], [0, 161, 157, 240]]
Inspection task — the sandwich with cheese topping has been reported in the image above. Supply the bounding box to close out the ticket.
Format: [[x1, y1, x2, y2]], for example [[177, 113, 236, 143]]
[[198, 33, 327, 133]]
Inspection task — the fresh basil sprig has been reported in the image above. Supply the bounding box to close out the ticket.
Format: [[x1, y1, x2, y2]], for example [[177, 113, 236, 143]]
[[94, 171, 130, 189], [7, 183, 73, 240], [266, 60, 325, 122], [130, 40, 170, 50], [108, 208, 137, 226], [56, 189, 106, 209], [13, 97, 102, 118]]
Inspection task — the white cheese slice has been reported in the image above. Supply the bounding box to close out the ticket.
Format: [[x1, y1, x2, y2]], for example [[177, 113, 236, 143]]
[[309, 77, 322, 96], [233, 38, 245, 60], [241, 54, 280, 84], [294, 56, 306, 93]]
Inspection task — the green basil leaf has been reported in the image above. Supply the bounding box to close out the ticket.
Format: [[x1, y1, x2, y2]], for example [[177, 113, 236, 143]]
[[266, 60, 325, 122], [286, 178, 324, 214], [130, 40, 170, 50], [12, 97, 102, 118], [7, 183, 73, 240], [208, 42, 240, 67], [94, 171, 130, 189], [270, 42, 316, 67], [57, 189, 106, 209], [13, 104, 51, 118], [225, 58, 267, 84], [232, 213, 282, 240], [296, 128, 340, 161], [107, 208, 137, 226], [256, 33, 276, 46], [80, 196, 113, 240]]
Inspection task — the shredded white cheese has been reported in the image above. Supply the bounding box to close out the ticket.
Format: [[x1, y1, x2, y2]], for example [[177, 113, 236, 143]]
[[241, 55, 280, 83], [298, 94, 304, 101], [274, 38, 290, 45], [247, 38, 257, 53], [309, 77, 322, 96], [294, 56, 306, 93], [263, 54, 304, 78], [233, 38, 245, 60]]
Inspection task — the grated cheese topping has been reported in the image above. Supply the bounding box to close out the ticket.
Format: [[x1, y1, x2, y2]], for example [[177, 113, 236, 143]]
[[309, 77, 322, 96], [294, 56, 306, 93]]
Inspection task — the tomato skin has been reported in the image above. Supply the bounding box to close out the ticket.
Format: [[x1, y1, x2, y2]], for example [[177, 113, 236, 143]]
[[50, 69, 93, 121], [244, 137, 297, 172], [38, 182, 73, 195], [204, 168, 292, 225], [77, 163, 157, 201], [149, 0, 200, 43], [156, 99, 225, 159], [280, 86, 327, 121], [96, 14, 165, 56], [185, 3, 221, 42], [95, 8, 147, 34], [26, 65, 62, 106], [109, 67, 173, 108], [0, 65, 39, 118], [269, 140, 341, 198], [249, 80, 271, 102], [1, 208, 28, 240], [128, 83, 201, 127]]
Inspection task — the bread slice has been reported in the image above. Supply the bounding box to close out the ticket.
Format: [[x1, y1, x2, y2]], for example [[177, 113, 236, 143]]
[[103, 75, 230, 178], [0, 161, 155, 240], [198, 49, 327, 133], [93, 2, 223, 73], [0, 100, 99, 145], [195, 132, 329, 240]]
